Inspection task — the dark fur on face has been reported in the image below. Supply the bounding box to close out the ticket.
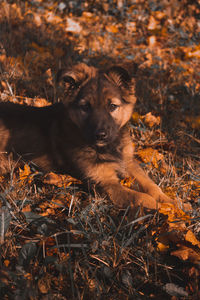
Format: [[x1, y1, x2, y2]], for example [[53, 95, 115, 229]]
[[0, 63, 175, 210], [57, 64, 136, 150]]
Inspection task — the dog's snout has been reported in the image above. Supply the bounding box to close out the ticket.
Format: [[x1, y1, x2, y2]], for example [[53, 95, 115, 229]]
[[95, 130, 107, 141]]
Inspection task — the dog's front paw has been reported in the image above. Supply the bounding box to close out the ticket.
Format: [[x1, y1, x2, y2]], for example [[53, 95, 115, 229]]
[[145, 184, 174, 204], [145, 184, 192, 212], [107, 184, 159, 210]]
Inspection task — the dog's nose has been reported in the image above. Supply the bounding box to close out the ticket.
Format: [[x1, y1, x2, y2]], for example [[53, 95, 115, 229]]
[[96, 131, 107, 141]]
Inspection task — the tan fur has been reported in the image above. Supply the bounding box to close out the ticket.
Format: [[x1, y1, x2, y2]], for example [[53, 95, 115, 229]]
[[0, 63, 174, 210]]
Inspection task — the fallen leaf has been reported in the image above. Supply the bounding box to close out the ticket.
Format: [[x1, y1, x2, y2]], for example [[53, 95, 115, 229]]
[[137, 148, 164, 168], [163, 283, 188, 297], [154, 11, 166, 20], [148, 16, 158, 31], [43, 172, 81, 187], [157, 241, 169, 252], [106, 24, 118, 33], [22, 204, 31, 213], [143, 112, 160, 127], [171, 246, 200, 263], [121, 177, 136, 188], [132, 112, 141, 123], [19, 164, 31, 182], [185, 230, 200, 247], [148, 35, 157, 47], [185, 116, 200, 129], [32, 97, 50, 107], [4, 260, 10, 267], [126, 22, 137, 32], [159, 203, 191, 224], [38, 277, 50, 294], [66, 17, 82, 33]]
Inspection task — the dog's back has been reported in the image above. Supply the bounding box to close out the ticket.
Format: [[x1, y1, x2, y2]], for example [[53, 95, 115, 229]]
[[0, 101, 63, 172]]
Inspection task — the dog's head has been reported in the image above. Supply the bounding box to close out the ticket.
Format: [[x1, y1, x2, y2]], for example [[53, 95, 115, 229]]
[[57, 63, 136, 148]]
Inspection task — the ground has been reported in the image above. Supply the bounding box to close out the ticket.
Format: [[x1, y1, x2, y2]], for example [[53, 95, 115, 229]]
[[0, 1, 199, 299]]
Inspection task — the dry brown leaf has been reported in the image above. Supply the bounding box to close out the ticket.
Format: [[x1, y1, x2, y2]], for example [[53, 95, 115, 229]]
[[19, 164, 31, 182], [66, 17, 82, 33], [157, 241, 169, 252], [159, 203, 191, 224], [185, 116, 200, 129], [156, 229, 182, 245], [38, 276, 51, 294], [106, 24, 118, 33], [148, 16, 158, 31], [4, 260, 10, 267], [148, 35, 157, 48], [43, 172, 81, 188], [31, 98, 50, 107], [126, 22, 137, 32], [154, 11, 166, 20], [185, 230, 200, 247], [158, 203, 192, 231], [143, 112, 160, 127], [132, 112, 142, 123], [54, 47, 65, 58], [22, 204, 31, 213], [171, 246, 200, 263], [121, 176, 136, 188], [137, 148, 164, 168]]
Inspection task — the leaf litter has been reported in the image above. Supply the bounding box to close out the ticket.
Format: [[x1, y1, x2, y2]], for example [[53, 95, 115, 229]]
[[0, 0, 200, 299]]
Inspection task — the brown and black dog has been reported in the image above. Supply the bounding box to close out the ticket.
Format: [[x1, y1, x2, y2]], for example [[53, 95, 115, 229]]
[[0, 63, 173, 210]]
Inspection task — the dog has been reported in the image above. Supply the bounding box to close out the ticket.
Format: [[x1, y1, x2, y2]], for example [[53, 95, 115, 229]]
[[0, 63, 173, 210]]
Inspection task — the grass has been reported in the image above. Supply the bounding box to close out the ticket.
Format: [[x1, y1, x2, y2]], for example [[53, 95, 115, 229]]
[[0, 1, 200, 299]]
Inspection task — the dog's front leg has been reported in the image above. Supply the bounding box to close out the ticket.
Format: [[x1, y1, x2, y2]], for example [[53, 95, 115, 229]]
[[125, 159, 174, 204], [121, 136, 174, 205], [84, 162, 159, 209], [126, 159, 193, 211]]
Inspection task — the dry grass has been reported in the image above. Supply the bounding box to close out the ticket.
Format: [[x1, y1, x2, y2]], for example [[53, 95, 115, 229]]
[[0, 1, 200, 299]]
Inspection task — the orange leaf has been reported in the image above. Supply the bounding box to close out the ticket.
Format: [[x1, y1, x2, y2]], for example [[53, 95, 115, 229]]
[[171, 246, 200, 263], [154, 11, 166, 20], [185, 230, 200, 247], [159, 203, 191, 224], [185, 116, 200, 129], [126, 22, 137, 32], [148, 35, 157, 48], [159, 203, 191, 231], [137, 148, 164, 168], [106, 24, 118, 33], [22, 204, 31, 213], [148, 16, 158, 31], [43, 172, 81, 188], [157, 242, 169, 252], [23, 273, 32, 280], [121, 177, 136, 188], [33, 97, 50, 107], [187, 50, 200, 59], [19, 164, 31, 181], [171, 247, 189, 260], [4, 260, 10, 267], [143, 112, 160, 127], [132, 112, 141, 123], [38, 277, 50, 294]]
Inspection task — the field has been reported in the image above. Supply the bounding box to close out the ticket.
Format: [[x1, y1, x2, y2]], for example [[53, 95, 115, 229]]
[[0, 1, 199, 299]]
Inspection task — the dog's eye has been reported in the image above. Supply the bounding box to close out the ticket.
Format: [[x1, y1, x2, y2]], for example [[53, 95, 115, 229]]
[[109, 103, 119, 112], [79, 102, 91, 112]]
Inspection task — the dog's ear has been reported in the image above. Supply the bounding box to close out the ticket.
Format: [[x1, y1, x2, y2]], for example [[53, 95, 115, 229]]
[[106, 66, 131, 85], [105, 65, 135, 89], [56, 63, 96, 101], [105, 65, 136, 104], [56, 70, 77, 96]]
